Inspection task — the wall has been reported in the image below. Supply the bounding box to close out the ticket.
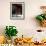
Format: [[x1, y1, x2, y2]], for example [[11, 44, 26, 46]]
[[0, 0, 46, 38]]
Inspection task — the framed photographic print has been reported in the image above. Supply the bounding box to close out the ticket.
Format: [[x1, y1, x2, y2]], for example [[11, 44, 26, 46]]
[[10, 2, 25, 20]]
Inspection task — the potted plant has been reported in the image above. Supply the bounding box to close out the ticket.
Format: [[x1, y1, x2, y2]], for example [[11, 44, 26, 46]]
[[36, 6, 46, 27], [36, 14, 46, 27], [5, 26, 18, 43]]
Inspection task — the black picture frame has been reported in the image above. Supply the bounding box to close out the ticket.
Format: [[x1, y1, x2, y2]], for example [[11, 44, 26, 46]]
[[10, 2, 25, 20]]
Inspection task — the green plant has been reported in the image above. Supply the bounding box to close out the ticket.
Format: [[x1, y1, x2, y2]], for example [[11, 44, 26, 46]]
[[5, 26, 18, 39], [36, 14, 46, 21]]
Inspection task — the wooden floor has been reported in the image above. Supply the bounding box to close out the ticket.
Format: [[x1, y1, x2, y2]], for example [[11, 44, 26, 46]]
[[14, 43, 46, 46]]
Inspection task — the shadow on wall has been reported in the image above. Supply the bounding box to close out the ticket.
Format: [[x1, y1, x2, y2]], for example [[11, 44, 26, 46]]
[[0, 26, 5, 35]]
